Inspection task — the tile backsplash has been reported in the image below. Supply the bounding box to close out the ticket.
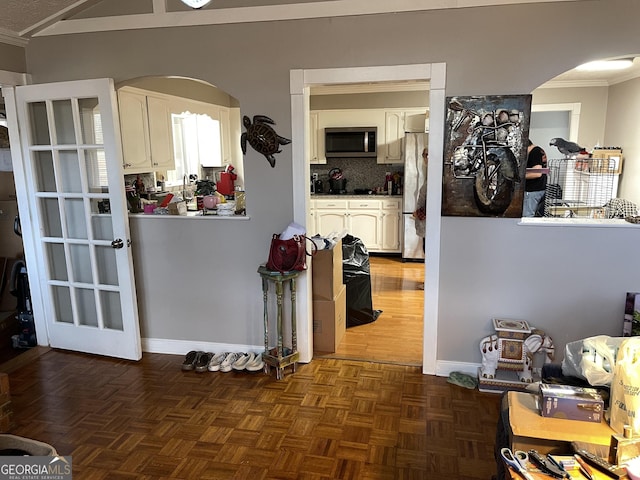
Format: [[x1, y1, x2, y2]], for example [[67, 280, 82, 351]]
[[311, 158, 403, 193]]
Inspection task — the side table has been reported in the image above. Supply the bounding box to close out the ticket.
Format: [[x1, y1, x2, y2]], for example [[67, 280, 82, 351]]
[[257, 266, 301, 380]]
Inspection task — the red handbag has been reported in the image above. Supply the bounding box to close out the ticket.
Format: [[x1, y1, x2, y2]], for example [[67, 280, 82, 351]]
[[266, 234, 315, 273]]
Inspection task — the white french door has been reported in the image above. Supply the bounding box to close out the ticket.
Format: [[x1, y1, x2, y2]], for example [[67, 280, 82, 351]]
[[7, 78, 141, 360]]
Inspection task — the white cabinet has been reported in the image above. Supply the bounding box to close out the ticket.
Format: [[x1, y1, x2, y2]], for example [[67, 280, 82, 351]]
[[309, 111, 321, 164], [310, 197, 401, 253], [383, 109, 428, 164], [348, 199, 382, 251], [384, 110, 404, 164], [314, 198, 348, 236], [219, 106, 232, 165], [380, 198, 401, 252], [146, 95, 175, 171], [118, 87, 175, 173]]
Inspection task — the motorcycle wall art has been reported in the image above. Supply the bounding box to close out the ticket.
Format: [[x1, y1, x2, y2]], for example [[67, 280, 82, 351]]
[[442, 95, 532, 217]]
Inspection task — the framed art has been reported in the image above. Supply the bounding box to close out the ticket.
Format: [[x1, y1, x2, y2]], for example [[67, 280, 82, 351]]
[[442, 95, 532, 217]]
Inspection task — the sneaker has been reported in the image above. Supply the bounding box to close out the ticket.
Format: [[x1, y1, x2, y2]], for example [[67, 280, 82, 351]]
[[232, 352, 255, 371], [207, 352, 228, 372], [219, 352, 241, 373], [245, 353, 265, 372], [195, 352, 212, 373], [181, 350, 200, 371]]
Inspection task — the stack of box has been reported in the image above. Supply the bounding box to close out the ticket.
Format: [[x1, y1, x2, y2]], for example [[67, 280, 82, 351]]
[[312, 238, 346, 353], [0, 373, 12, 433], [0, 171, 22, 259]]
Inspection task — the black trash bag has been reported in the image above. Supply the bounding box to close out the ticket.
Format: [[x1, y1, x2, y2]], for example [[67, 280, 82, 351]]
[[341, 235, 380, 327]]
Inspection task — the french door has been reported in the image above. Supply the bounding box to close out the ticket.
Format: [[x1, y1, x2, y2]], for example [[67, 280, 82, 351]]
[[7, 78, 141, 360]]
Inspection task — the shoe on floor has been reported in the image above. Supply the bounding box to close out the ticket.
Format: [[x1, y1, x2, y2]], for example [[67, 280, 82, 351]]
[[181, 350, 199, 371], [220, 352, 241, 372], [195, 352, 212, 373], [207, 352, 228, 372], [245, 353, 265, 372], [232, 352, 255, 371]]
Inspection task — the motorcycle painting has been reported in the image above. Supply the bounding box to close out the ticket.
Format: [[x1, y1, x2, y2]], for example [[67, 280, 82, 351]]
[[442, 95, 532, 217]]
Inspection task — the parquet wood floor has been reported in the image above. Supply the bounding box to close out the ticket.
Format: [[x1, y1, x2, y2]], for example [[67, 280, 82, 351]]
[[4, 350, 501, 480], [320, 255, 424, 365], [1, 255, 503, 479]]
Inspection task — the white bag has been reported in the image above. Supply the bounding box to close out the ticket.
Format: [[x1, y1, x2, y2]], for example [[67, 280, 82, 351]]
[[561, 335, 625, 386], [609, 337, 640, 434]]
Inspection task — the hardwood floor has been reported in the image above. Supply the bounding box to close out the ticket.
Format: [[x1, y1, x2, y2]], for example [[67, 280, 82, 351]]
[[0, 256, 504, 479], [3, 350, 502, 480], [321, 255, 425, 365]]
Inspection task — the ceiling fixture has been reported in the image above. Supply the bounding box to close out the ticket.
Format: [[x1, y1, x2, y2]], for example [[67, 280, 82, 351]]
[[576, 58, 634, 72], [180, 0, 212, 8]]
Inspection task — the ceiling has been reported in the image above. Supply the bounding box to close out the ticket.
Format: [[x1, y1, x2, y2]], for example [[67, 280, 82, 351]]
[[1, 0, 638, 87]]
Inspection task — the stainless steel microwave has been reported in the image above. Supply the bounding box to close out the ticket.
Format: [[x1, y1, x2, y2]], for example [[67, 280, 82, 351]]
[[325, 127, 377, 158]]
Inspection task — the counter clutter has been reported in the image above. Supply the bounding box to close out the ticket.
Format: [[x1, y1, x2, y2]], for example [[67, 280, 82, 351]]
[[130, 191, 247, 217]]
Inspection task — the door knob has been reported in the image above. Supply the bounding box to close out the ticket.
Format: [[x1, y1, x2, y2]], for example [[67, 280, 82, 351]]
[[111, 238, 124, 249]]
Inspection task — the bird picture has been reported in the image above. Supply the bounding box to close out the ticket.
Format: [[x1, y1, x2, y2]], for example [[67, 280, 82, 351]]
[[549, 137, 585, 157]]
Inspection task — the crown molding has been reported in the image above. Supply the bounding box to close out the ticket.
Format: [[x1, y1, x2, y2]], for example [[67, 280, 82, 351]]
[[538, 79, 610, 89], [34, 0, 586, 37], [0, 28, 28, 47]]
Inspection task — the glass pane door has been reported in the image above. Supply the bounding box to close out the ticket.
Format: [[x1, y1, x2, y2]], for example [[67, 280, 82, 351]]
[[14, 79, 141, 360]]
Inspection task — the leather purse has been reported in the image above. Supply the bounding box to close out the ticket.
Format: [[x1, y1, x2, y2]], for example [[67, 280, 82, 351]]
[[266, 234, 316, 273]]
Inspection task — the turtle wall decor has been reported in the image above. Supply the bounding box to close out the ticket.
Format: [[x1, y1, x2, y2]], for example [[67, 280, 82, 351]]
[[240, 114, 291, 168]]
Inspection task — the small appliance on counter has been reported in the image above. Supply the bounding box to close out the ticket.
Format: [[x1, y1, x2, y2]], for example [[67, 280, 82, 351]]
[[328, 168, 347, 194], [216, 165, 237, 196], [311, 172, 324, 194]]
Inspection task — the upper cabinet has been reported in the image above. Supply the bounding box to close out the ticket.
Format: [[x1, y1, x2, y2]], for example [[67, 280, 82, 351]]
[[309, 111, 320, 164], [383, 108, 428, 164], [117, 85, 239, 174], [146, 95, 176, 171], [311, 108, 428, 165], [118, 87, 175, 173]]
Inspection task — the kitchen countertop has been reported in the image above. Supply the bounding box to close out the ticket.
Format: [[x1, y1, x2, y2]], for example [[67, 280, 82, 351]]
[[311, 194, 402, 198], [129, 212, 251, 219]]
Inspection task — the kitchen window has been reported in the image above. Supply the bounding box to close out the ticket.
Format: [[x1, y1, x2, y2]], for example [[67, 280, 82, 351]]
[[167, 111, 222, 185]]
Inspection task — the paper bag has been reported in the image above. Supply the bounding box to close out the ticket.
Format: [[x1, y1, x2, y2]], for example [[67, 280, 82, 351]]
[[609, 337, 640, 434]]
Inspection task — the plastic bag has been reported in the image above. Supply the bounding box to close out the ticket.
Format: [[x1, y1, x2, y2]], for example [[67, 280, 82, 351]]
[[609, 337, 640, 434], [561, 335, 626, 386]]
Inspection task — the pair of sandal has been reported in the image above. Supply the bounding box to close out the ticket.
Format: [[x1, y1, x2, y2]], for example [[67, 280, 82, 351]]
[[181, 350, 212, 373]]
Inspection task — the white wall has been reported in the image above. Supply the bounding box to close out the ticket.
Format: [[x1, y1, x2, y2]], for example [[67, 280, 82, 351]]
[[17, 0, 640, 370], [605, 77, 640, 206]]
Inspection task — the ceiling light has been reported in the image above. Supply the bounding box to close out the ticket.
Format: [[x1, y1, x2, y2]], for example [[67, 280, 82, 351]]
[[576, 58, 634, 72], [180, 0, 212, 8]]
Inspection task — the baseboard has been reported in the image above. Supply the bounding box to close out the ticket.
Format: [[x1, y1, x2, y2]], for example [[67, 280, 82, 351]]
[[142, 337, 264, 357], [435, 360, 481, 377], [143, 339, 484, 375]]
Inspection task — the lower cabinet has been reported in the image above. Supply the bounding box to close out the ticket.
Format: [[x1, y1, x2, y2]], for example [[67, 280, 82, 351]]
[[310, 197, 401, 253], [380, 199, 401, 251]]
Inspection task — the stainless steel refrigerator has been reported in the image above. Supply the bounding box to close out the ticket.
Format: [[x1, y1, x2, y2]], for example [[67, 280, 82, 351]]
[[402, 132, 428, 261]]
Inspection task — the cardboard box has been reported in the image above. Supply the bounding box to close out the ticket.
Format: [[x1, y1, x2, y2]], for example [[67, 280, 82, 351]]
[[313, 284, 346, 353], [312, 238, 343, 301], [0, 202, 24, 258], [539, 384, 604, 423], [507, 391, 615, 455], [591, 148, 623, 174], [168, 201, 187, 215], [0, 172, 16, 200]]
